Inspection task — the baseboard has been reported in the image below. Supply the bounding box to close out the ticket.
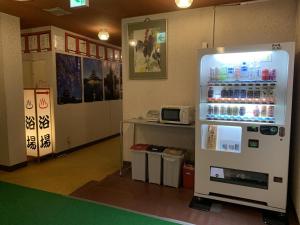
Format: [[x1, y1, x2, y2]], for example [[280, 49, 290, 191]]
[[0, 161, 28, 172], [55, 133, 120, 157]]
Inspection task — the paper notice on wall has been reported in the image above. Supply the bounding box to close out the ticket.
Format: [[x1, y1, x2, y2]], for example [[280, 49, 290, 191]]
[[54, 35, 65, 52], [40, 33, 50, 50], [79, 39, 87, 55], [67, 36, 77, 52], [36, 89, 53, 157], [98, 46, 105, 58], [24, 89, 38, 157], [89, 43, 97, 57], [28, 35, 38, 51]]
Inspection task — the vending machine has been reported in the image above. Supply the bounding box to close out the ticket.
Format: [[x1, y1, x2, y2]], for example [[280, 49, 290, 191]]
[[195, 42, 295, 213]]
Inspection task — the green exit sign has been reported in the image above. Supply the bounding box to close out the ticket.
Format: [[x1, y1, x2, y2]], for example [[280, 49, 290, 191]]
[[70, 0, 89, 8]]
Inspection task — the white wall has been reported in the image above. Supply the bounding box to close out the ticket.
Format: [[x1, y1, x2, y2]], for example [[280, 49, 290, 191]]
[[122, 0, 296, 162], [214, 1, 296, 46], [22, 26, 122, 153], [0, 13, 26, 166]]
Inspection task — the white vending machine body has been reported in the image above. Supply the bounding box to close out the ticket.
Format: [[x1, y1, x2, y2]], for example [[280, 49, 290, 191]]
[[194, 42, 295, 213]]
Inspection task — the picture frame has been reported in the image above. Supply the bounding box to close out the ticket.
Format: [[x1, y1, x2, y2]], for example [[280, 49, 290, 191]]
[[78, 38, 87, 55], [128, 19, 167, 80], [39, 32, 51, 51], [89, 42, 97, 57], [65, 34, 77, 53], [28, 35, 39, 52], [98, 45, 105, 59]]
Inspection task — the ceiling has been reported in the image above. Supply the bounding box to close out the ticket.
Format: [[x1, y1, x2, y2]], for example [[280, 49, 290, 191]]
[[0, 0, 251, 46]]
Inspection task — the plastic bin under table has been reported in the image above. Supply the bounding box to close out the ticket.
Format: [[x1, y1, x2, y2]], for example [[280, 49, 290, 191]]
[[147, 145, 166, 185], [131, 144, 149, 182]]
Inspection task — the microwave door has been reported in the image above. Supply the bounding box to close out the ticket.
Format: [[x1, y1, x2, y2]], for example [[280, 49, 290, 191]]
[[161, 108, 181, 123]]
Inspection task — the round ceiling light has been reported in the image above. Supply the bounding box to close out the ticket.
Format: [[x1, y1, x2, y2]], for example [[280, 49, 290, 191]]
[[175, 0, 193, 8], [98, 30, 109, 41]]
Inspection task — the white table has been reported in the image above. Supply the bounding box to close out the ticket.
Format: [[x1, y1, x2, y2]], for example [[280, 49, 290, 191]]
[[119, 118, 195, 176]]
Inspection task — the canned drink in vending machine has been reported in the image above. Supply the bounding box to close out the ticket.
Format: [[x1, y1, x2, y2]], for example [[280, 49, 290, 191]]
[[227, 106, 233, 115], [208, 105, 214, 115], [268, 106, 275, 117], [220, 106, 227, 115], [261, 86, 268, 101], [268, 86, 275, 102], [269, 69, 277, 81], [253, 106, 260, 117], [247, 88, 254, 99], [235, 67, 241, 81], [221, 88, 228, 98], [233, 88, 240, 98], [239, 106, 246, 116], [215, 67, 220, 80], [220, 66, 228, 81], [210, 67, 216, 81], [214, 105, 220, 115], [240, 89, 247, 98], [254, 87, 261, 99], [228, 88, 234, 98], [261, 106, 267, 117], [208, 87, 214, 98], [262, 69, 269, 81], [232, 106, 239, 116], [227, 67, 235, 80]]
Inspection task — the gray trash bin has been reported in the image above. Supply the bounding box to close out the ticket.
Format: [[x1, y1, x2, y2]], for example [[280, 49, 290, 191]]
[[131, 144, 149, 182], [147, 145, 166, 185], [163, 148, 185, 188]]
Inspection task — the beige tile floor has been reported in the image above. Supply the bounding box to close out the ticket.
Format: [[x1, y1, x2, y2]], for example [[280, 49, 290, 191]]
[[0, 137, 121, 195]]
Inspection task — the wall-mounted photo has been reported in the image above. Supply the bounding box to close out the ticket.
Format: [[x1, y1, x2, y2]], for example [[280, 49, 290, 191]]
[[83, 58, 104, 102], [56, 53, 82, 105], [103, 61, 122, 100], [128, 19, 167, 80]]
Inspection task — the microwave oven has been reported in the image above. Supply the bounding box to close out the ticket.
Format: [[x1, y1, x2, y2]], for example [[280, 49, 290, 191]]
[[160, 106, 194, 125]]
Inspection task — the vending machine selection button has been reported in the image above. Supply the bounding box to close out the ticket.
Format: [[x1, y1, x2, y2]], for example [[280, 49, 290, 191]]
[[248, 139, 259, 148], [260, 126, 278, 135], [247, 126, 259, 132]]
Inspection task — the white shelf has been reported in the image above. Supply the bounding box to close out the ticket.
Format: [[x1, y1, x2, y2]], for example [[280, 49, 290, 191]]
[[123, 118, 195, 129]]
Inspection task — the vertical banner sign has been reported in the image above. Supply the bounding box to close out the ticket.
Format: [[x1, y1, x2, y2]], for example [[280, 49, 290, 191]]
[[24, 89, 38, 157], [36, 89, 53, 157]]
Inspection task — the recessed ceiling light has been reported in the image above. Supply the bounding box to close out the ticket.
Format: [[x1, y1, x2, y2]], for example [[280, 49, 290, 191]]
[[175, 0, 193, 8], [14, 0, 33, 2]]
